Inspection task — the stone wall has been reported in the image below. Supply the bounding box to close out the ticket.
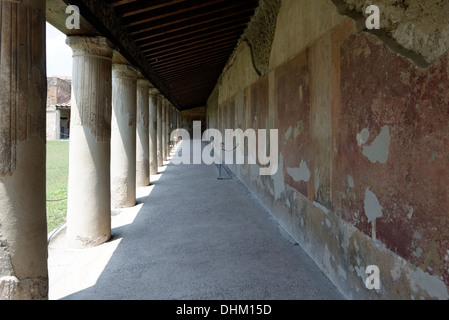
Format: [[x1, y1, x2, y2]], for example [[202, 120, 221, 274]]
[[207, 0, 449, 299]]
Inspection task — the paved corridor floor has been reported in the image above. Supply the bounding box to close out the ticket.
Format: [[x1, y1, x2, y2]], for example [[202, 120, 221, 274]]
[[48, 141, 344, 300]]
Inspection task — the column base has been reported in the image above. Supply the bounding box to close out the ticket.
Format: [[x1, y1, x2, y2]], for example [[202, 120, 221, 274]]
[[0, 276, 48, 300]]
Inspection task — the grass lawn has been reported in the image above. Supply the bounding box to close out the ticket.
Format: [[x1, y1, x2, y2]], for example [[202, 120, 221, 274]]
[[46, 140, 69, 233]]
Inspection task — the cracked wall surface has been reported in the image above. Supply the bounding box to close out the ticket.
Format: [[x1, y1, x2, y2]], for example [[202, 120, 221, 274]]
[[332, 0, 449, 67]]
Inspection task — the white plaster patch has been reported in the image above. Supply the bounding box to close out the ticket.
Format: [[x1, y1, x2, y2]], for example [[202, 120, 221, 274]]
[[348, 175, 354, 188], [272, 153, 285, 201], [338, 265, 347, 281], [313, 201, 329, 215], [362, 125, 391, 164], [293, 121, 303, 140], [391, 260, 402, 281], [287, 160, 310, 182], [284, 126, 292, 140], [404, 204, 414, 220], [355, 265, 366, 282], [357, 128, 370, 147], [322, 245, 337, 280], [363, 188, 383, 223], [410, 268, 449, 300], [353, 239, 359, 252], [412, 247, 423, 258]]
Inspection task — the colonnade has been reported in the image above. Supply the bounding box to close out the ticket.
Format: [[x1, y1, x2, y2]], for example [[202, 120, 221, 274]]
[[0, 0, 181, 299], [66, 36, 182, 249]]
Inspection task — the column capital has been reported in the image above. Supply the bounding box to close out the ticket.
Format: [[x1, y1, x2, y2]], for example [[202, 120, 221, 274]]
[[149, 86, 159, 95], [112, 64, 138, 80], [137, 78, 150, 87], [66, 36, 114, 59]]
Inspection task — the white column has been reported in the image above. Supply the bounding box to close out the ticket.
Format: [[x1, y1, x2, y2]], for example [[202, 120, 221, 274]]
[[165, 101, 170, 159], [173, 109, 179, 145], [0, 0, 48, 299], [161, 98, 166, 162], [136, 78, 150, 187], [177, 110, 181, 136], [156, 94, 163, 168], [168, 105, 173, 155], [149, 88, 158, 175], [111, 64, 138, 208], [66, 36, 114, 249]]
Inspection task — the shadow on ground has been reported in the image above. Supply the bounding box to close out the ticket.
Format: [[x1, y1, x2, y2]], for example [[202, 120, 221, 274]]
[[49, 141, 344, 300]]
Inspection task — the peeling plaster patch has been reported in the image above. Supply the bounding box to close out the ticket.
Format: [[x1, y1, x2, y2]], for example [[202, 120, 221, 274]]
[[287, 160, 310, 182], [355, 254, 361, 266], [273, 153, 285, 200], [404, 204, 414, 220], [322, 246, 337, 280], [293, 121, 303, 140], [285, 126, 292, 140], [354, 238, 359, 252], [313, 201, 330, 215], [356, 128, 370, 147], [355, 265, 366, 283], [364, 188, 383, 223], [338, 265, 347, 281], [348, 175, 354, 188], [410, 269, 449, 300], [413, 247, 423, 258], [315, 169, 320, 194], [362, 126, 391, 164], [391, 261, 402, 281]]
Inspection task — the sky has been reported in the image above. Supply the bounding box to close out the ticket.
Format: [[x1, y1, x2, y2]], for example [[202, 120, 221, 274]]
[[46, 22, 73, 77]]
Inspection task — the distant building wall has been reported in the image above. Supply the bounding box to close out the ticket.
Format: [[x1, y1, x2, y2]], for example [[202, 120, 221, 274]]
[[46, 77, 71, 140]]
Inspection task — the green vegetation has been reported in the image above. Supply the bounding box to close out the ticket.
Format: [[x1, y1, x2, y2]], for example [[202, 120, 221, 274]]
[[46, 140, 69, 233]]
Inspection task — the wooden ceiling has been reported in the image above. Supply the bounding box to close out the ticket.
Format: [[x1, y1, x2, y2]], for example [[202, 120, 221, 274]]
[[106, 0, 260, 110]]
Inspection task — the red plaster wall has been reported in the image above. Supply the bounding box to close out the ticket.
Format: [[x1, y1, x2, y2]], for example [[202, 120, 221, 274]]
[[336, 32, 449, 283], [275, 51, 311, 198], [212, 15, 449, 292]]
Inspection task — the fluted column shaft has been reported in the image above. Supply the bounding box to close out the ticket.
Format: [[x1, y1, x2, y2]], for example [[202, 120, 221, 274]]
[[162, 99, 167, 162], [66, 36, 114, 249], [165, 101, 170, 159], [157, 95, 163, 168], [149, 89, 158, 175], [0, 0, 48, 299], [136, 79, 150, 187], [111, 64, 138, 208]]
